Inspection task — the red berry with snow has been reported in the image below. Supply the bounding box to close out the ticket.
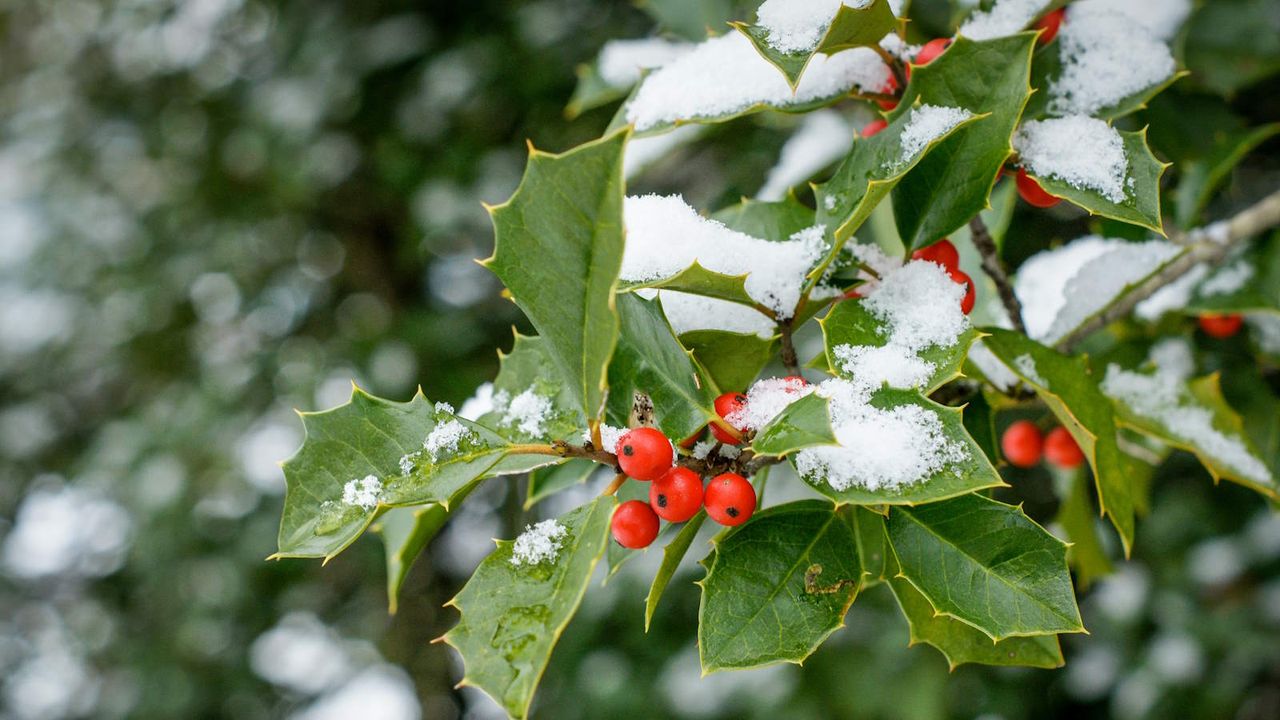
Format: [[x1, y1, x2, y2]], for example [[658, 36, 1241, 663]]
[[1198, 314, 1244, 339], [947, 267, 976, 315], [1034, 8, 1065, 45], [650, 467, 704, 523], [711, 392, 748, 444], [1016, 168, 1061, 208], [615, 427, 673, 481], [876, 75, 899, 111], [679, 429, 703, 449], [611, 500, 660, 548], [911, 238, 960, 271], [782, 375, 809, 390], [704, 473, 756, 527], [1001, 420, 1044, 468], [1044, 426, 1085, 470], [862, 118, 888, 138]]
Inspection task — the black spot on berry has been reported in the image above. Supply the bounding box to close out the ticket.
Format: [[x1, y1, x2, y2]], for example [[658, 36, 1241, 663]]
[[656, 494, 667, 508], [726, 506, 739, 518], [622, 445, 634, 456], [734, 394, 747, 404]]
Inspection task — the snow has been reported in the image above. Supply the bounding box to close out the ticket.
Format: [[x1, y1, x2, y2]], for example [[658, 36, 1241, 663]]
[[969, 340, 1021, 391], [625, 32, 891, 131], [1147, 337, 1194, 381], [341, 475, 382, 510], [625, 125, 704, 179], [1072, 0, 1191, 41], [598, 38, 695, 87], [894, 105, 974, 168], [433, 401, 454, 414], [757, 110, 853, 201], [457, 382, 494, 421], [691, 439, 717, 460], [651, 291, 778, 339], [1014, 116, 1129, 203], [500, 388, 553, 437], [423, 419, 475, 460], [726, 377, 816, 431], [510, 519, 568, 566], [585, 424, 628, 453], [795, 378, 970, 492], [1048, 4, 1177, 117], [1249, 315, 1280, 355], [623, 194, 826, 318], [1013, 354, 1047, 386], [834, 344, 936, 390], [1135, 265, 1207, 321], [959, 0, 1050, 40], [1015, 237, 1182, 342], [756, 0, 874, 53], [1101, 366, 1273, 485], [398, 454, 415, 475], [1198, 259, 1254, 297], [863, 260, 969, 352]]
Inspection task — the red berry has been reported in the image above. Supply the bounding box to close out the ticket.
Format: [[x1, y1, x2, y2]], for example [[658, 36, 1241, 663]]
[[1001, 420, 1044, 468], [1016, 168, 1061, 208], [615, 427, 673, 481], [862, 118, 888, 138], [782, 375, 809, 390], [1044, 426, 1085, 470], [679, 429, 703, 449], [611, 500, 660, 548], [911, 238, 960, 271], [705, 473, 757, 526], [947, 267, 976, 315], [843, 284, 866, 299], [912, 38, 952, 72], [876, 75, 899, 111], [1198, 314, 1244, 339], [1034, 8, 1065, 45], [650, 467, 704, 523], [711, 392, 748, 445]]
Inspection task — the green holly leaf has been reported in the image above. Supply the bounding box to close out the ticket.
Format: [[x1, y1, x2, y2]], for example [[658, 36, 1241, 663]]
[[1183, 0, 1280, 97], [525, 460, 600, 510], [566, 61, 630, 119], [711, 194, 818, 240], [885, 550, 1064, 670], [275, 388, 509, 561], [607, 293, 719, 441], [786, 388, 1006, 505], [443, 497, 615, 720], [698, 500, 860, 673], [636, 0, 733, 41], [1174, 123, 1280, 227], [819, 298, 983, 394], [1186, 237, 1280, 315], [887, 493, 1084, 641], [733, 0, 898, 89], [1026, 46, 1186, 121], [1054, 471, 1114, 589], [680, 330, 778, 394], [850, 505, 889, 587], [982, 329, 1136, 553], [890, 34, 1037, 250], [1021, 129, 1168, 234], [1103, 369, 1278, 498], [645, 511, 707, 630], [619, 262, 757, 308], [751, 393, 839, 457], [377, 504, 450, 614], [483, 130, 629, 425]]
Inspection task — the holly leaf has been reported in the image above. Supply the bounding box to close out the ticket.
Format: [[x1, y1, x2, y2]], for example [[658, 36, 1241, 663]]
[[820, 298, 983, 394], [645, 511, 707, 630], [377, 505, 450, 614], [525, 460, 599, 510], [636, 0, 733, 41], [982, 329, 1136, 553], [619, 262, 756, 308], [698, 500, 860, 673], [751, 393, 839, 457], [443, 497, 614, 720], [890, 34, 1037, 250], [789, 388, 1007, 505], [1183, 0, 1280, 97], [1021, 129, 1167, 234], [1174, 123, 1280, 227], [887, 493, 1084, 641], [680, 330, 778, 394], [885, 551, 1064, 670], [1026, 46, 1186, 121], [483, 130, 629, 425], [733, 0, 898, 89], [1054, 471, 1114, 589], [607, 293, 719, 441], [566, 61, 630, 119], [275, 388, 509, 561], [850, 505, 889, 587], [1103, 369, 1278, 498], [1186, 236, 1280, 315], [711, 194, 819, 240]]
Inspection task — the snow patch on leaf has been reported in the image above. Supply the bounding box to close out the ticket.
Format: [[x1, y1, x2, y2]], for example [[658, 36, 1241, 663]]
[[341, 475, 383, 510], [510, 519, 569, 567], [1015, 116, 1129, 203], [755, 0, 884, 53], [424, 419, 476, 461], [893, 105, 976, 170], [1047, 4, 1176, 116], [959, 0, 1051, 40], [597, 38, 694, 87]]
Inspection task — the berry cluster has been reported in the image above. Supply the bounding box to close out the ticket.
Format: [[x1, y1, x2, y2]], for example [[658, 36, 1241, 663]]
[[1000, 420, 1085, 470], [912, 238, 976, 315], [608, 395, 764, 548]]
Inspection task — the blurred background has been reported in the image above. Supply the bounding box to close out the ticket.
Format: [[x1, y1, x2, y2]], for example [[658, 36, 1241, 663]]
[[1, 1, 1278, 718]]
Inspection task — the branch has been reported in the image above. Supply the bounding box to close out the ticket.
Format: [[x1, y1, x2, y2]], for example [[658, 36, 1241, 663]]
[[968, 216, 1026, 334], [778, 320, 801, 376], [1055, 187, 1280, 352]]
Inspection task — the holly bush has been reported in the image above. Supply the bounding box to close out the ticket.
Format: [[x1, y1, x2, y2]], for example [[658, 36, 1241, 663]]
[[272, 1, 1280, 717]]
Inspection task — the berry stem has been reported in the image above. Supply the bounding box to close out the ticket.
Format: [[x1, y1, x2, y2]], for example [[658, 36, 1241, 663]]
[[968, 215, 1026, 334], [602, 472, 627, 496], [870, 44, 907, 90]]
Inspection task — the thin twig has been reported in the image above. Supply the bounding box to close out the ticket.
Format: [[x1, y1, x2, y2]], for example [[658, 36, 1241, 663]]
[[602, 472, 627, 496], [778, 320, 801, 376], [870, 44, 906, 90], [1056, 187, 1280, 352], [968, 216, 1026, 334]]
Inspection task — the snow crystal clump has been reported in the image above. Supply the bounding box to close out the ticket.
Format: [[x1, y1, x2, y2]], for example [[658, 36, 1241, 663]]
[[894, 105, 974, 168], [398, 454, 415, 475], [691, 440, 717, 460], [758, 111, 853, 201], [1072, 0, 1191, 41], [342, 475, 382, 510], [585, 424, 629, 454], [756, 0, 873, 53], [959, 0, 1050, 40], [864, 260, 969, 351], [597, 38, 694, 87], [795, 378, 969, 492], [1198, 260, 1254, 297], [625, 32, 890, 131], [1014, 354, 1047, 387], [457, 382, 495, 421], [434, 401, 455, 415], [1048, 4, 1176, 117], [501, 388, 553, 437], [727, 377, 816, 431], [424, 419, 475, 460], [1148, 337, 1194, 382], [1014, 117, 1128, 203], [1101, 366, 1272, 485], [834, 344, 936, 391], [510, 520, 568, 566], [623, 194, 826, 317]]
